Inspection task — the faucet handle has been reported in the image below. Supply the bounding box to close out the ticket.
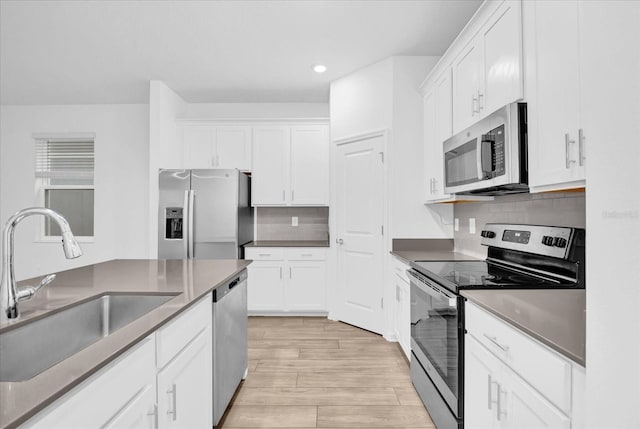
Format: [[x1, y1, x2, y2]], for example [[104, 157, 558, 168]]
[[16, 274, 56, 302]]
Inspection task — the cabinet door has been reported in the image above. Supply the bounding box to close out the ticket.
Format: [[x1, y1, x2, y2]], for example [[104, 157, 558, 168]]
[[287, 261, 326, 312], [503, 369, 571, 429], [423, 87, 438, 200], [252, 127, 289, 205], [395, 276, 410, 359], [23, 338, 156, 429], [157, 327, 212, 429], [465, 335, 501, 429], [481, 0, 523, 115], [525, 0, 583, 190], [182, 126, 214, 169], [247, 261, 286, 312], [290, 126, 330, 205], [433, 69, 453, 199], [216, 126, 252, 171], [103, 384, 157, 429], [453, 40, 483, 133]]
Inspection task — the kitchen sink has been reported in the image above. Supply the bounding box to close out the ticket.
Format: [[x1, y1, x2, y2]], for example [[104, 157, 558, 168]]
[[0, 293, 178, 382]]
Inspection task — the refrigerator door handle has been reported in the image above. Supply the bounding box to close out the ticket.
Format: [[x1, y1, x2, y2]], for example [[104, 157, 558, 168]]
[[188, 190, 195, 259], [182, 190, 190, 258]]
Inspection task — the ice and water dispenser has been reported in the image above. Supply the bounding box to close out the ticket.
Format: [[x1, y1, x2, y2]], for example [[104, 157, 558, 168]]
[[165, 207, 183, 239]]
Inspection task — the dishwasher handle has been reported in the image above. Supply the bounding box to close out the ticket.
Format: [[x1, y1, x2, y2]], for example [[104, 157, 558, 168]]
[[229, 277, 240, 289]]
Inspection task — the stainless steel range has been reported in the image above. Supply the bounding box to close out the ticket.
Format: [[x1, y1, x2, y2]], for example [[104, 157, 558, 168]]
[[408, 223, 585, 429]]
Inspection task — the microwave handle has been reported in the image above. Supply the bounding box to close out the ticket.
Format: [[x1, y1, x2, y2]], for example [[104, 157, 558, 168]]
[[477, 138, 494, 179]]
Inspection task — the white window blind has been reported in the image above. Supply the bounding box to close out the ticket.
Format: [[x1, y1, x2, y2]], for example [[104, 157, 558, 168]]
[[35, 137, 95, 181]]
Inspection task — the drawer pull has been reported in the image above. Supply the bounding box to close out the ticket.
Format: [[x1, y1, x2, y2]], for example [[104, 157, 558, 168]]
[[259, 253, 271, 257], [483, 333, 510, 353], [301, 253, 313, 257]]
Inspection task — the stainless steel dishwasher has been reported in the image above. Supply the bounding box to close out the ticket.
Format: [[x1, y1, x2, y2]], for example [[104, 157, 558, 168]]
[[212, 269, 248, 426]]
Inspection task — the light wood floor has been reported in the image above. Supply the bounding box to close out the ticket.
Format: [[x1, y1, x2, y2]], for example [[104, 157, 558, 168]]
[[218, 316, 434, 429]]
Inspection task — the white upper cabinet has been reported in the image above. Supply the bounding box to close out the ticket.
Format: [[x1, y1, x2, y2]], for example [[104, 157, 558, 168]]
[[181, 124, 252, 171], [524, 1, 586, 192], [252, 126, 290, 205], [215, 127, 252, 170], [252, 124, 330, 206], [290, 126, 330, 205], [453, 0, 523, 134]]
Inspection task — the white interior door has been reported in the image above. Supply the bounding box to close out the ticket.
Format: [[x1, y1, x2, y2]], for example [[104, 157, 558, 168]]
[[335, 135, 385, 334]]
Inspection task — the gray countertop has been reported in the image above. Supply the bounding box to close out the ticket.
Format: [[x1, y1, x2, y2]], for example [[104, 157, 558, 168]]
[[245, 240, 330, 247], [391, 250, 480, 264], [461, 289, 586, 366], [0, 259, 251, 429]]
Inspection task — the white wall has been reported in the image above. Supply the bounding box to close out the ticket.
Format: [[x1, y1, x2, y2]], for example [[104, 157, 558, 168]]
[[148, 81, 187, 257], [583, 3, 640, 428], [329, 56, 453, 239], [390, 56, 452, 239], [0, 104, 149, 280], [329, 59, 394, 141]]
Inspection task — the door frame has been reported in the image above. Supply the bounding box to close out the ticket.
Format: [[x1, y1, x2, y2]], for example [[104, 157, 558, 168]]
[[327, 128, 393, 339]]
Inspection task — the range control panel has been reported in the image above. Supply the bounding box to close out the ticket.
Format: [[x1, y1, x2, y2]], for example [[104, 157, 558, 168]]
[[480, 223, 575, 259]]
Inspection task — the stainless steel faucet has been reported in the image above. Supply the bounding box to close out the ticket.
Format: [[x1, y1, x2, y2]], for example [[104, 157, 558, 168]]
[[0, 207, 83, 322]]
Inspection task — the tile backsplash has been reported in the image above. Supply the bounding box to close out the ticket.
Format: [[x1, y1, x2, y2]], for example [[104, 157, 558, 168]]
[[454, 192, 586, 257], [256, 207, 329, 241]]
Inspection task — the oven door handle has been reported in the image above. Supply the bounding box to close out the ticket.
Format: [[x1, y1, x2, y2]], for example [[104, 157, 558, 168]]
[[407, 270, 458, 307]]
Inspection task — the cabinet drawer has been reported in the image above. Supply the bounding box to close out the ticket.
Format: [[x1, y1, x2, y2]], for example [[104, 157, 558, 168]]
[[156, 294, 211, 369], [245, 248, 285, 260], [286, 248, 327, 261], [465, 302, 572, 413]]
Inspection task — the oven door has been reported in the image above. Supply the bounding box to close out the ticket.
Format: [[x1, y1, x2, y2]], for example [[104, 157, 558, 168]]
[[408, 269, 463, 418]]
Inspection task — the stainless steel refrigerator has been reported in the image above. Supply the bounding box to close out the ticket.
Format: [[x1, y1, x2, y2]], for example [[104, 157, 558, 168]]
[[158, 169, 253, 259]]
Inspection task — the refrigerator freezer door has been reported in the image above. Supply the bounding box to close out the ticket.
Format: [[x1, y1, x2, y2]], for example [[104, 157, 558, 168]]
[[191, 169, 239, 259], [158, 169, 190, 259]]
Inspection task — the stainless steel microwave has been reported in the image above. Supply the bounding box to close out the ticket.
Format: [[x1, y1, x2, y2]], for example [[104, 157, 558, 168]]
[[443, 103, 528, 195]]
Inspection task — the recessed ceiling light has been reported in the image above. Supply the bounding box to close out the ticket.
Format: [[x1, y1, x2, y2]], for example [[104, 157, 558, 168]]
[[313, 64, 327, 74]]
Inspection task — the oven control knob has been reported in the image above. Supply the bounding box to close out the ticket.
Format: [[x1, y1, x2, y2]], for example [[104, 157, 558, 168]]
[[554, 237, 568, 248], [481, 230, 496, 238], [542, 236, 554, 246]]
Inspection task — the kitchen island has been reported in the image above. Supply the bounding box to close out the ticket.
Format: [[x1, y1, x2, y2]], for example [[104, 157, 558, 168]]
[[0, 259, 250, 429]]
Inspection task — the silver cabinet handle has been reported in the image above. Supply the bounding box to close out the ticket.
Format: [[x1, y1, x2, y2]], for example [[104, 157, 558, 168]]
[[301, 253, 313, 257], [291, 189, 294, 201], [497, 384, 507, 421], [258, 253, 271, 257], [578, 128, 585, 166], [565, 133, 576, 168], [282, 189, 286, 202], [147, 404, 158, 428], [166, 383, 177, 421], [478, 91, 484, 111], [488, 374, 497, 410], [429, 178, 434, 194], [483, 333, 510, 352], [289, 267, 292, 278], [472, 94, 479, 116], [433, 178, 438, 193], [336, 238, 344, 245], [279, 267, 282, 279]]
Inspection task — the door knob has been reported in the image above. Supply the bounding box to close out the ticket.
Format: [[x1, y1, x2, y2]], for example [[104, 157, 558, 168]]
[[336, 238, 344, 245]]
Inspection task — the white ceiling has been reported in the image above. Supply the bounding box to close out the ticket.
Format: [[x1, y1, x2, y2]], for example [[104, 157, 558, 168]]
[[0, 0, 482, 105]]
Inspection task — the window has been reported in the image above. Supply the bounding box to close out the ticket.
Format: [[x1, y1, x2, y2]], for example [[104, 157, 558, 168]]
[[34, 133, 95, 240]]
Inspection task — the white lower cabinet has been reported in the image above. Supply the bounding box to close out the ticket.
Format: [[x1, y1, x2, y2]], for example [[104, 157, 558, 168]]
[[246, 247, 327, 314], [465, 302, 581, 429], [22, 295, 213, 429], [157, 327, 212, 429], [391, 256, 411, 359]]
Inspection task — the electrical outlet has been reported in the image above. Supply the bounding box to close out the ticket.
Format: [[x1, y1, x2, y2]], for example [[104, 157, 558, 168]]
[[292, 216, 298, 227], [454, 218, 459, 232], [469, 218, 476, 234]]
